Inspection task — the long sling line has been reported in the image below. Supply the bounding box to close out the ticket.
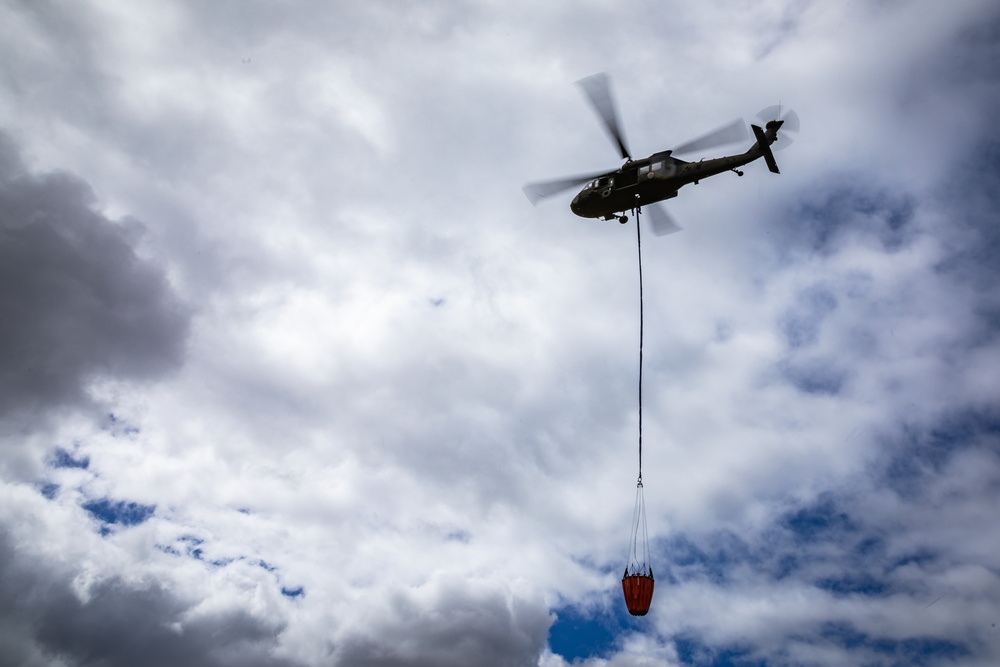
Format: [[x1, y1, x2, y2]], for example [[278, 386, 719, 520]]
[[636, 212, 644, 483]]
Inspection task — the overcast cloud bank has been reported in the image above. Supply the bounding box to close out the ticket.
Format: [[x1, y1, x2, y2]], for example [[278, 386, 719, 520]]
[[0, 1, 998, 666]]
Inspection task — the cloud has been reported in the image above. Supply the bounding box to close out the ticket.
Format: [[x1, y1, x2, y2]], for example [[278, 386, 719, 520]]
[[332, 576, 550, 667], [0, 1, 999, 666], [0, 527, 301, 667], [0, 132, 189, 422]]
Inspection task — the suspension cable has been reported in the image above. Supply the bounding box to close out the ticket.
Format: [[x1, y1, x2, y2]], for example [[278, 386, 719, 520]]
[[636, 211, 644, 483], [628, 479, 642, 570], [625, 209, 650, 578]]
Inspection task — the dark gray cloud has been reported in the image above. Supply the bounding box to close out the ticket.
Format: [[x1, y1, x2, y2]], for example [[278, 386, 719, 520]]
[[0, 132, 189, 420], [0, 529, 301, 667], [333, 580, 550, 667]]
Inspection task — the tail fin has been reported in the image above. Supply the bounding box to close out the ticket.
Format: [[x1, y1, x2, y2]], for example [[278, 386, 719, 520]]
[[751, 124, 780, 174]]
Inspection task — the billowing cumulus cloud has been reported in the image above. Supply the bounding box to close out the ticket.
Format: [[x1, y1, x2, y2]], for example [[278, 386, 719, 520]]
[[332, 577, 550, 667], [0, 133, 189, 422], [0, 527, 299, 667], [0, 1, 998, 666]]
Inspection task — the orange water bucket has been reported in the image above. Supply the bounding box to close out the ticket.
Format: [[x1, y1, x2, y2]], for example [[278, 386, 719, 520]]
[[622, 573, 654, 616]]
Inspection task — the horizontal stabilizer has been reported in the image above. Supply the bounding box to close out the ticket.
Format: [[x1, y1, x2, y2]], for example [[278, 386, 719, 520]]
[[751, 124, 780, 174]]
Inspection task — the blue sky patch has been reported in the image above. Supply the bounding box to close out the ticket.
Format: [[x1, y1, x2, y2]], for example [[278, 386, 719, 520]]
[[106, 412, 141, 437], [663, 532, 757, 585], [674, 634, 767, 667], [50, 447, 90, 469], [936, 140, 1000, 278], [779, 285, 838, 349], [782, 495, 855, 542], [39, 482, 60, 499], [779, 358, 846, 395], [782, 178, 917, 255], [883, 407, 1000, 498], [281, 586, 304, 599], [82, 498, 156, 528], [654, 498, 901, 599], [185, 541, 204, 559], [670, 621, 967, 666], [815, 572, 888, 597], [548, 600, 644, 662], [548, 606, 616, 661], [819, 622, 968, 664], [890, 549, 937, 572]]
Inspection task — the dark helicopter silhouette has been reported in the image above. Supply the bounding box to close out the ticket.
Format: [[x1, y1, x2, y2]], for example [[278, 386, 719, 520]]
[[523, 73, 799, 235]]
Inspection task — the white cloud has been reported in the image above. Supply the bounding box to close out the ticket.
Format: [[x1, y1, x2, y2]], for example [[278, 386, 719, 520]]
[[0, 0, 998, 665]]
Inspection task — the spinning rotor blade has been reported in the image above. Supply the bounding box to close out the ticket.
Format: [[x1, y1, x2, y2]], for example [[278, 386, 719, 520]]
[[645, 202, 682, 236], [672, 118, 749, 156], [756, 106, 800, 150], [577, 73, 631, 161], [780, 109, 799, 133], [522, 171, 607, 205]]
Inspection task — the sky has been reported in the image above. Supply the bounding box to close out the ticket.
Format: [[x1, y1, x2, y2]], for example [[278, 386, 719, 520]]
[[0, 1, 998, 665]]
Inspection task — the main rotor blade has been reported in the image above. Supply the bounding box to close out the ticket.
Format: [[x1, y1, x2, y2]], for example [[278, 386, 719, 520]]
[[522, 171, 606, 205], [758, 105, 799, 132], [577, 73, 631, 161], [645, 201, 682, 236], [672, 118, 749, 156], [756, 105, 782, 124]]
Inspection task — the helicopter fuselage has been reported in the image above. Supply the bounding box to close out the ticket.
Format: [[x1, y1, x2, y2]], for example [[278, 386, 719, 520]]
[[570, 121, 782, 220]]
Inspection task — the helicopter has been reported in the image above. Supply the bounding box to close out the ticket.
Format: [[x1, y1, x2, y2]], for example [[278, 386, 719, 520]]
[[523, 73, 799, 235]]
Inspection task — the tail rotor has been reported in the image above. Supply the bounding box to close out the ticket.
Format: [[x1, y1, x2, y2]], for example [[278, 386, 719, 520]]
[[756, 106, 800, 151]]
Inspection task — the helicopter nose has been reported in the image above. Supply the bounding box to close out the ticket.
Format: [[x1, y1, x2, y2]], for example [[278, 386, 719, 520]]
[[570, 194, 581, 215]]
